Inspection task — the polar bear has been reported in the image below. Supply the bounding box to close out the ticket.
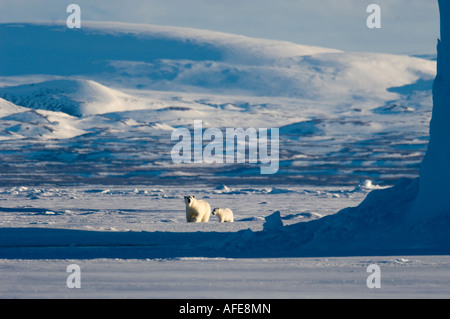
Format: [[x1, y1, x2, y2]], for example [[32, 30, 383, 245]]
[[184, 196, 211, 223], [212, 208, 234, 223]]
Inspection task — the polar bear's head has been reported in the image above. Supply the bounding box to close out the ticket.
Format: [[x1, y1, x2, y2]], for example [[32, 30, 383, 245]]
[[212, 208, 220, 215], [184, 195, 196, 205]]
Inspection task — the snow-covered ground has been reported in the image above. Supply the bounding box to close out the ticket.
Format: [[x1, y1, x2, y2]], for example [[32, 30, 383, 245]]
[[1, 183, 449, 298], [0, 22, 448, 299], [3, 256, 450, 299], [0, 184, 370, 232]]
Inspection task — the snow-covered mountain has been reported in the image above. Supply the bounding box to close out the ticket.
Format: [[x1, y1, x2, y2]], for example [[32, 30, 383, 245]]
[[0, 79, 146, 117], [0, 22, 436, 186]]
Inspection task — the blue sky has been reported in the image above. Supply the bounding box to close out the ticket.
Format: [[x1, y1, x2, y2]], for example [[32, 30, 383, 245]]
[[0, 0, 440, 55]]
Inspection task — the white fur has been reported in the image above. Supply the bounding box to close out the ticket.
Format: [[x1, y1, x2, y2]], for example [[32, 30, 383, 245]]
[[184, 196, 211, 223], [212, 208, 234, 223]]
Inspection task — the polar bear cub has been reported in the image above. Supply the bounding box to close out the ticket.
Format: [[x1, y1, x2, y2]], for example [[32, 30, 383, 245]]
[[184, 195, 211, 223], [212, 208, 234, 223]]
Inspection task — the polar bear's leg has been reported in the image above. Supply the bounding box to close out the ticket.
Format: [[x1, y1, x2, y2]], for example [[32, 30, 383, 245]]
[[201, 212, 210, 222], [187, 210, 199, 223], [202, 203, 211, 222]]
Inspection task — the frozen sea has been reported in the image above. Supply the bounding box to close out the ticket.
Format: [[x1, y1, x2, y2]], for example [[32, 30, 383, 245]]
[[0, 184, 449, 299]]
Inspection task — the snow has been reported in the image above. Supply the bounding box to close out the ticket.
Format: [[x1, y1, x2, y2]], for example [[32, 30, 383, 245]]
[[0, 79, 148, 117], [2, 256, 450, 299], [0, 184, 449, 298], [0, 19, 448, 299]]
